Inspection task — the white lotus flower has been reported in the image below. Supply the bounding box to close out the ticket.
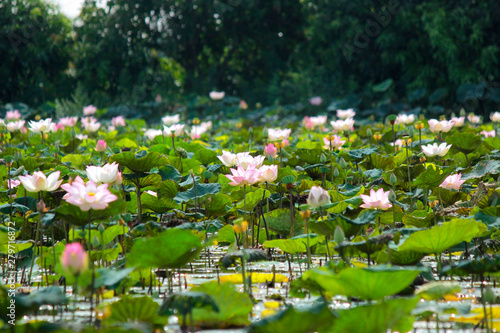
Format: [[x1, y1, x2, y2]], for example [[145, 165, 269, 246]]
[[421, 142, 451, 157]]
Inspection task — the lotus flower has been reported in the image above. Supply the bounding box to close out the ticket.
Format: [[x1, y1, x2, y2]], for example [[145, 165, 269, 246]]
[[61, 177, 117, 211], [421, 142, 451, 157], [451, 117, 465, 127], [303, 116, 313, 130], [95, 140, 107, 152], [468, 114, 481, 124], [58, 116, 78, 128], [323, 135, 346, 150], [490, 112, 500, 123], [6, 120, 25, 132], [258, 165, 278, 183], [235, 152, 265, 170], [360, 188, 392, 210], [28, 118, 54, 133], [309, 96, 323, 106], [336, 109, 355, 119], [427, 119, 453, 133], [81, 117, 101, 132], [309, 116, 328, 127], [86, 162, 122, 185], [76, 134, 88, 140], [209, 91, 225, 100], [225, 165, 261, 186], [264, 144, 278, 158], [61, 243, 88, 276], [83, 105, 97, 115], [331, 118, 355, 132], [439, 173, 466, 190], [6, 110, 21, 120], [111, 116, 126, 127], [187, 125, 208, 139], [162, 114, 180, 125], [390, 139, 403, 149], [163, 124, 185, 137], [239, 100, 248, 109], [200, 121, 213, 130], [481, 130, 496, 138], [7, 179, 21, 189], [307, 186, 331, 208], [218, 150, 238, 167], [19, 171, 62, 193], [144, 129, 162, 141], [395, 114, 415, 125], [268, 128, 292, 141]]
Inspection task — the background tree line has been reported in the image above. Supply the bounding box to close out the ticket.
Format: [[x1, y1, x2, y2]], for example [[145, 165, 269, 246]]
[[1, 0, 499, 117]]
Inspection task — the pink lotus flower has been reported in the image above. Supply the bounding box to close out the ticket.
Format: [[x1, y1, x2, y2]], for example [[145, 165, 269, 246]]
[[331, 118, 355, 132], [439, 173, 466, 190], [61, 177, 118, 211], [468, 114, 481, 124], [61, 243, 88, 276], [7, 179, 21, 189], [309, 96, 323, 106], [451, 117, 465, 127], [111, 116, 126, 127], [19, 171, 62, 193], [264, 144, 278, 158], [95, 140, 107, 152], [225, 165, 261, 186], [239, 100, 248, 109], [427, 119, 453, 133], [6, 110, 21, 120], [390, 139, 403, 149], [258, 165, 278, 183], [58, 116, 78, 127], [235, 152, 265, 170], [360, 188, 392, 210], [281, 139, 290, 147], [83, 105, 97, 115], [187, 125, 208, 139], [307, 186, 331, 208], [421, 142, 451, 157], [303, 116, 314, 130], [268, 128, 292, 141], [336, 109, 355, 119], [490, 112, 500, 123], [6, 120, 25, 132], [481, 130, 496, 138], [323, 135, 346, 150]]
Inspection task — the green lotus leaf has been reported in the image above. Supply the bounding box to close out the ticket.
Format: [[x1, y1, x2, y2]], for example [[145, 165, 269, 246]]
[[398, 218, 486, 255], [127, 229, 203, 269], [446, 131, 482, 154], [190, 282, 253, 328], [303, 265, 422, 300], [141, 191, 179, 213], [265, 208, 305, 236], [104, 295, 159, 324], [236, 188, 270, 211], [174, 183, 221, 203], [55, 198, 126, 227], [328, 297, 419, 333], [461, 160, 500, 180], [110, 151, 168, 173], [413, 165, 452, 189], [263, 234, 324, 254], [248, 302, 335, 333]]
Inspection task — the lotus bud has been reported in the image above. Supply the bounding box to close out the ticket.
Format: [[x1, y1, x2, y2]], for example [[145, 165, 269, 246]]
[[95, 140, 107, 152], [333, 225, 345, 244], [61, 243, 88, 276], [320, 153, 327, 163], [98, 223, 105, 234], [388, 190, 396, 203], [334, 168, 340, 177], [307, 186, 331, 208], [389, 173, 397, 185], [37, 199, 46, 213]]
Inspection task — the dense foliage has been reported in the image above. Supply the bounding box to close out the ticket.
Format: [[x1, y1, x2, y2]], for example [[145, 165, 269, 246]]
[[1, 0, 499, 111]]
